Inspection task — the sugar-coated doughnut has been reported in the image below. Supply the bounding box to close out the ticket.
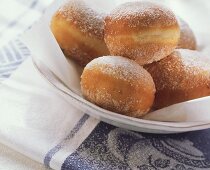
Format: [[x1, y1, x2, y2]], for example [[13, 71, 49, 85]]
[[177, 18, 197, 50], [81, 56, 156, 117], [51, 0, 109, 67], [145, 49, 210, 109], [104, 1, 180, 66]]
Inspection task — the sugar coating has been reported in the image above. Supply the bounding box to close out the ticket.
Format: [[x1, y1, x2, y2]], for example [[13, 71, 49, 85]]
[[85, 56, 153, 85], [83, 88, 150, 117], [57, 0, 105, 39], [106, 40, 175, 65], [147, 49, 210, 91], [104, 1, 180, 65], [107, 1, 178, 29], [82, 56, 155, 117]]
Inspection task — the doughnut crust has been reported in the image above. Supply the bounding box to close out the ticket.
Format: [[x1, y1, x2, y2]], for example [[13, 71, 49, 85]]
[[177, 18, 197, 50], [145, 49, 210, 109], [104, 1, 180, 65], [81, 56, 156, 117], [51, 0, 109, 66]]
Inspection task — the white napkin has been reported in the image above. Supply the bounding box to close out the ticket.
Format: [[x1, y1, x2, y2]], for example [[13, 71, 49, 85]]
[[0, 57, 100, 169]]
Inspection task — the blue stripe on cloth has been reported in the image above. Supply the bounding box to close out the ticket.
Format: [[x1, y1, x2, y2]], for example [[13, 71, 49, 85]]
[[14, 39, 31, 57], [0, 60, 24, 69], [30, 0, 38, 8], [0, 39, 30, 81], [0, 50, 6, 64], [3, 47, 15, 62], [44, 114, 90, 168], [0, 74, 10, 78], [8, 21, 17, 28], [0, 74, 10, 79], [0, 62, 21, 80], [9, 42, 22, 60], [18, 46, 31, 57]]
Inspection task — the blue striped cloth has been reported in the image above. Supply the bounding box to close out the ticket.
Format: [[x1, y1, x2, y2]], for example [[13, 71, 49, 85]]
[[1, 0, 210, 170], [0, 0, 53, 81], [0, 39, 30, 81]]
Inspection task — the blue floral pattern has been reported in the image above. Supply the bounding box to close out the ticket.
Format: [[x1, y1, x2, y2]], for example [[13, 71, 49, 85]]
[[62, 122, 210, 170]]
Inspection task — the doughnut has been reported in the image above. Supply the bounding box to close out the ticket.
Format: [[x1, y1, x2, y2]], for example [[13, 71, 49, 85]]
[[177, 18, 197, 50], [145, 49, 210, 109], [51, 0, 109, 67], [81, 56, 156, 117], [104, 1, 180, 66]]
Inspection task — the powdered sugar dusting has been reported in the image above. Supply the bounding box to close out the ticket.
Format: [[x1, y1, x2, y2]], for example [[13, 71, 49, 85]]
[[84, 88, 148, 117], [57, 0, 105, 39], [106, 40, 176, 65], [82, 56, 155, 117], [85, 56, 152, 84], [104, 1, 180, 65], [146, 49, 210, 91], [107, 1, 177, 28]]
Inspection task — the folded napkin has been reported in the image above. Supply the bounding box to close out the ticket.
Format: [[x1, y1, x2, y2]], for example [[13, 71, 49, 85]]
[[1, 0, 210, 170]]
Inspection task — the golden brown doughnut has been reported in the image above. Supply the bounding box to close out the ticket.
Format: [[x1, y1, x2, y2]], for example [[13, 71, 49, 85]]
[[177, 18, 197, 50], [104, 1, 180, 66], [51, 0, 109, 67], [81, 56, 156, 118], [145, 49, 210, 109]]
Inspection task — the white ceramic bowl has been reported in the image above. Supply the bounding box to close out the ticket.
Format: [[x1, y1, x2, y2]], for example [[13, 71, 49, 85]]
[[23, 0, 210, 134]]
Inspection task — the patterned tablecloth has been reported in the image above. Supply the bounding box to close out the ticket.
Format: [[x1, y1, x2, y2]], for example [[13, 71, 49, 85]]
[[0, 0, 210, 170]]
